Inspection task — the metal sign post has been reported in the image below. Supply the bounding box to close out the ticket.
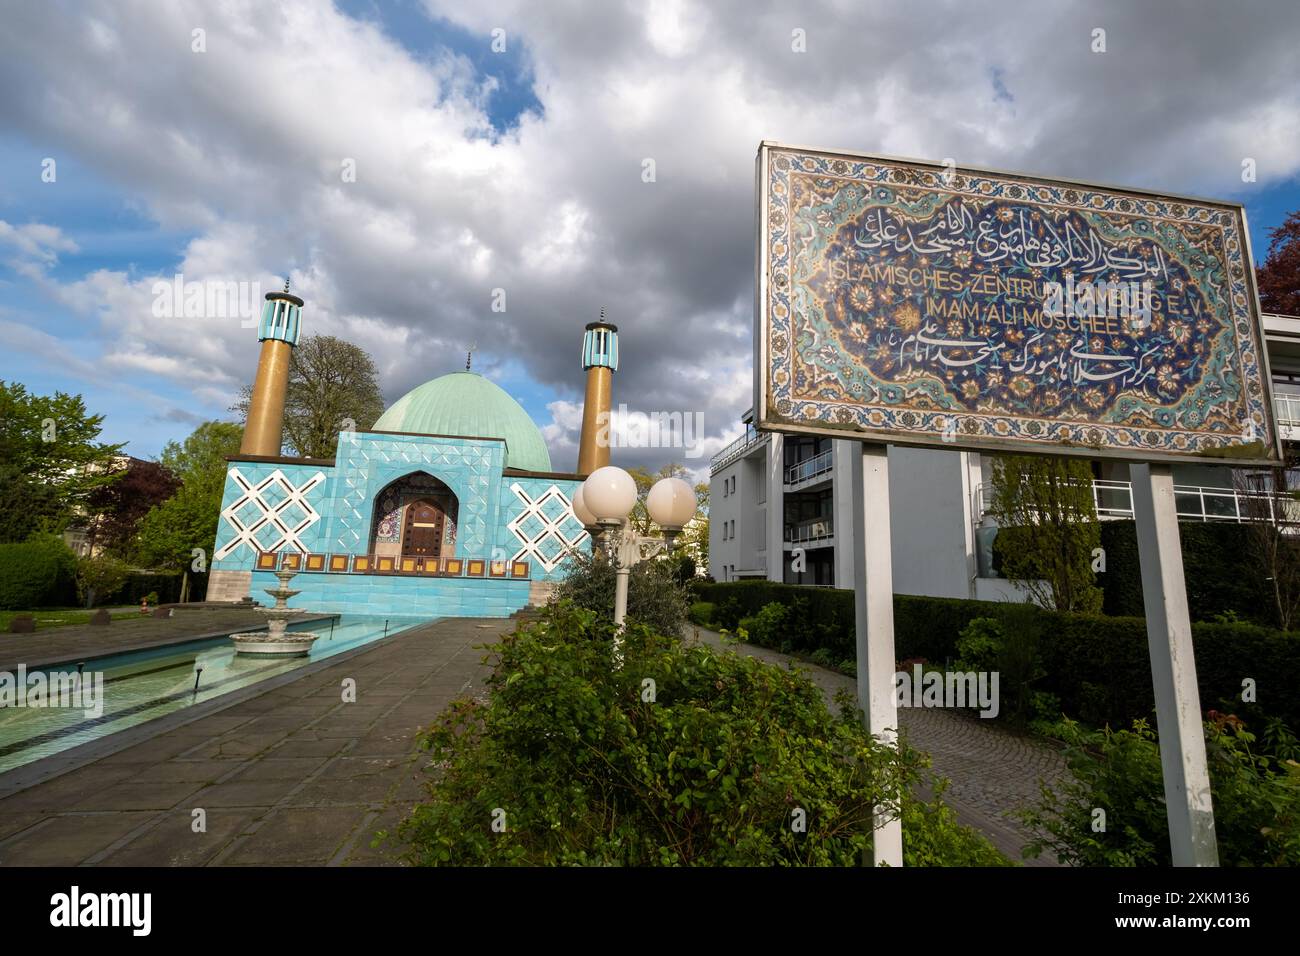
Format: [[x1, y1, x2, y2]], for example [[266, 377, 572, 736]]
[[753, 142, 1279, 868], [1131, 463, 1219, 866], [850, 442, 903, 866]]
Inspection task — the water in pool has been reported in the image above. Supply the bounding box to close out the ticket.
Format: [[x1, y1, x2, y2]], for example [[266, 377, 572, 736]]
[[0, 615, 428, 774]]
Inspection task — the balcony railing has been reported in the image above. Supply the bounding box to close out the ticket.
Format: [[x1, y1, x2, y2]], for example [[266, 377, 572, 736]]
[[785, 517, 834, 543], [1275, 394, 1300, 428], [975, 479, 1300, 525], [786, 448, 833, 485], [710, 429, 768, 474]]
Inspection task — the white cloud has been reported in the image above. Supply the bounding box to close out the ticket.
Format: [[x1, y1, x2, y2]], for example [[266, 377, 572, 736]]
[[0, 0, 1296, 472]]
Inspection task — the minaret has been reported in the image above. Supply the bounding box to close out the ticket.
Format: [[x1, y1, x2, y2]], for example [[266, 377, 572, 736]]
[[240, 278, 304, 457], [577, 311, 619, 475]]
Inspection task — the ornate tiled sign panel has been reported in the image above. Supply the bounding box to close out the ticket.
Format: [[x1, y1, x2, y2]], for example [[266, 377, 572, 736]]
[[756, 143, 1279, 464]]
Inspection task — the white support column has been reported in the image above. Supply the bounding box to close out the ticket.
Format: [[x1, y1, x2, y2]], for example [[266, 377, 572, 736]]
[[850, 442, 903, 867], [766, 432, 785, 582], [832, 439, 856, 588], [1131, 462, 1219, 867]]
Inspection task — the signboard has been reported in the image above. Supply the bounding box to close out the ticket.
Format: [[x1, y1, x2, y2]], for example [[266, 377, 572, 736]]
[[755, 142, 1280, 464]]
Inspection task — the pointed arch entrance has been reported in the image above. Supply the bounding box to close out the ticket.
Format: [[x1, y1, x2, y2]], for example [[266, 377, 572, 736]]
[[368, 472, 459, 560]]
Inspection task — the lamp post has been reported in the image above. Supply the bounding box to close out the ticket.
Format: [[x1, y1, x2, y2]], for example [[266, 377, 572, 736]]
[[580, 466, 697, 654]]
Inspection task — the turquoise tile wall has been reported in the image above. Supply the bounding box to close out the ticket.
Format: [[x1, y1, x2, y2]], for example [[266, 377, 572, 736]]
[[213, 433, 590, 592], [250, 571, 531, 618]]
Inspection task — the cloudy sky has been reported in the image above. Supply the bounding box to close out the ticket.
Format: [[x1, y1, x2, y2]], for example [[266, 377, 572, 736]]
[[1, 0, 1297, 478]]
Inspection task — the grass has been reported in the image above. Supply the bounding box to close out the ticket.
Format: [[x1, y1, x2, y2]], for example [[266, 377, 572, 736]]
[[0, 606, 141, 632]]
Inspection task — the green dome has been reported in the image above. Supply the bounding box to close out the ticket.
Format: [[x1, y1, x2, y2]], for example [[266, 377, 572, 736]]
[[372, 371, 552, 472]]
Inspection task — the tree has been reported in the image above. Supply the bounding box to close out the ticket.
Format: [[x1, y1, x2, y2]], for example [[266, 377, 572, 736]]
[[76, 554, 131, 608], [84, 459, 180, 557], [232, 334, 385, 458], [135, 421, 243, 574], [623, 462, 696, 535], [987, 455, 1102, 613], [0, 381, 124, 541], [1231, 462, 1300, 630], [1257, 209, 1300, 316]]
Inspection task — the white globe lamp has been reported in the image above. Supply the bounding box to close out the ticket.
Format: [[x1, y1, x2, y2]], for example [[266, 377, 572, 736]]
[[571, 484, 598, 529], [582, 466, 637, 526], [646, 477, 696, 533]]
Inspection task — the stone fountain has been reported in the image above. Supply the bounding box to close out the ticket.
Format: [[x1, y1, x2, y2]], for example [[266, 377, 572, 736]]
[[229, 569, 320, 656]]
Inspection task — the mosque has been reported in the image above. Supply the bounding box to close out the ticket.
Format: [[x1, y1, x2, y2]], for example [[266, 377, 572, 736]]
[[206, 286, 618, 618]]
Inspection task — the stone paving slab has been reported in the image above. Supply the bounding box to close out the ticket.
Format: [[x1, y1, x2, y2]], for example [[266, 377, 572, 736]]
[[0, 616, 500, 867], [0, 607, 339, 671], [686, 626, 1068, 867]]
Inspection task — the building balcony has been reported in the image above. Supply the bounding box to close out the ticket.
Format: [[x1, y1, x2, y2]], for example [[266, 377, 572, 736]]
[[1276, 394, 1300, 442], [785, 448, 833, 488], [975, 479, 1300, 525], [784, 516, 834, 548], [710, 429, 769, 474]]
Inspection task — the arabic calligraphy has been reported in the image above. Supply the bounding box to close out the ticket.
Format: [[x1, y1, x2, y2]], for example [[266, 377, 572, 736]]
[[761, 149, 1273, 460]]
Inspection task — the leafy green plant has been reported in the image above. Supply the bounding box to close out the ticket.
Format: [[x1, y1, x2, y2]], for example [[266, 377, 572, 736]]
[[397, 601, 1007, 867], [1021, 715, 1300, 866], [687, 601, 714, 627], [551, 549, 689, 637], [809, 648, 836, 669], [0, 535, 78, 609], [76, 554, 131, 608], [954, 617, 1003, 673]]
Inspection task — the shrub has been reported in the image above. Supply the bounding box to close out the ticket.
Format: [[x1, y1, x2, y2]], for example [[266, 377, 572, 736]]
[[699, 582, 1300, 732], [1021, 715, 1300, 866], [809, 648, 836, 669], [76, 554, 131, 607], [1096, 520, 1279, 625], [551, 549, 689, 637], [396, 601, 1008, 866], [0, 534, 78, 609], [743, 601, 788, 649], [687, 601, 714, 627]]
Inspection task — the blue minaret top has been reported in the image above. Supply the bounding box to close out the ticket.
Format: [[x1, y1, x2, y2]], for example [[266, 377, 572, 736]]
[[581, 310, 619, 370], [257, 278, 304, 346]]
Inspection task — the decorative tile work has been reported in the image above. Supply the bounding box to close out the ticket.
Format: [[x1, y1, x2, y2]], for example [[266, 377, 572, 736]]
[[327, 433, 502, 556], [760, 146, 1277, 463], [216, 468, 327, 561], [506, 482, 588, 573]]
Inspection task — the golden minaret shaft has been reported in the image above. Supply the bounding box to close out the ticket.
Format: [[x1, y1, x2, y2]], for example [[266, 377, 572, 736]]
[[240, 282, 304, 457], [577, 313, 619, 475]]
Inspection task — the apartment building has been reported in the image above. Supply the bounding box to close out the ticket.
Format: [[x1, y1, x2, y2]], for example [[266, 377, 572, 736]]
[[709, 313, 1300, 599]]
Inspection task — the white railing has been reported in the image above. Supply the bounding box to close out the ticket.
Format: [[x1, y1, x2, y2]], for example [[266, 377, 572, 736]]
[[975, 479, 1300, 525], [786, 448, 833, 485], [1275, 394, 1300, 427], [710, 430, 768, 474], [785, 517, 834, 543]]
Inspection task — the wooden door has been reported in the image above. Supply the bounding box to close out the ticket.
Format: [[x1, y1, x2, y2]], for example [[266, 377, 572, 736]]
[[402, 500, 444, 558]]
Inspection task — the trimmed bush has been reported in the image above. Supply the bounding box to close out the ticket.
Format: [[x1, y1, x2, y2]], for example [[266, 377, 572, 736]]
[[687, 601, 714, 627], [1096, 520, 1276, 625], [101, 571, 191, 606], [699, 581, 1300, 732], [0, 535, 78, 609]]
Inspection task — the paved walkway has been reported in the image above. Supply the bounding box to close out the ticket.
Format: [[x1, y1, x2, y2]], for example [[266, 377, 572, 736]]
[[0, 617, 501, 866], [0, 613, 1067, 866], [687, 626, 1068, 866], [0, 607, 337, 671]]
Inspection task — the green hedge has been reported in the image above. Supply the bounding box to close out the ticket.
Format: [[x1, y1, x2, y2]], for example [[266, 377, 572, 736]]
[[101, 571, 202, 606], [1096, 520, 1276, 624], [0, 535, 78, 609], [697, 581, 1300, 732]]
